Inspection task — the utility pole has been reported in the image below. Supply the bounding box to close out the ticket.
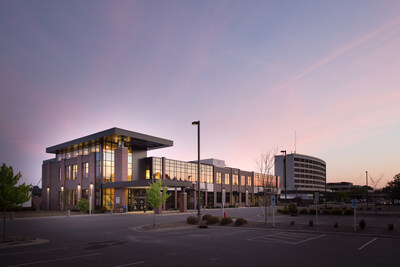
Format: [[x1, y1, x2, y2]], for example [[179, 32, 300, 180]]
[[366, 171, 368, 209]]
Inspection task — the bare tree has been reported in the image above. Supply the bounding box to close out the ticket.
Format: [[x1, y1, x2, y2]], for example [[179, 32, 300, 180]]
[[254, 148, 278, 176], [369, 173, 385, 215], [370, 173, 385, 191], [254, 148, 278, 224]]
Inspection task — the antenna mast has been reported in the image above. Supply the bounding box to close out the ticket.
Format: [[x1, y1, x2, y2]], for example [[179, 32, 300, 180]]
[[295, 130, 297, 154]]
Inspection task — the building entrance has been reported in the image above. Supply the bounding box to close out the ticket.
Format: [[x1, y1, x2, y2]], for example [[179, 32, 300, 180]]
[[128, 189, 149, 211]]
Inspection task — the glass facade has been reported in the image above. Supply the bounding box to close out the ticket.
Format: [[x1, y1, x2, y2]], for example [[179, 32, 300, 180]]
[[82, 162, 89, 179]]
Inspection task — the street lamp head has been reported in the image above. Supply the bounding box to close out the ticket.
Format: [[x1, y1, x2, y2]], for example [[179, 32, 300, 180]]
[[192, 121, 199, 126], [281, 150, 286, 153]]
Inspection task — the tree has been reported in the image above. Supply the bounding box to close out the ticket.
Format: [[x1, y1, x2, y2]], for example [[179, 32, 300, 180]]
[[77, 198, 89, 213], [146, 180, 171, 226], [383, 173, 400, 200], [335, 190, 348, 203], [0, 164, 31, 240], [254, 148, 278, 224]]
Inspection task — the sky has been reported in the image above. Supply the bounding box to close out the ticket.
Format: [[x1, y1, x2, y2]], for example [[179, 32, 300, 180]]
[[1, 0, 399, 188]]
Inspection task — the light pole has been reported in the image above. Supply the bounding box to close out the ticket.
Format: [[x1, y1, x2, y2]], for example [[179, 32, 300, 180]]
[[192, 120, 201, 219], [366, 171, 368, 208], [47, 186, 50, 210], [89, 182, 93, 215], [281, 150, 287, 201]]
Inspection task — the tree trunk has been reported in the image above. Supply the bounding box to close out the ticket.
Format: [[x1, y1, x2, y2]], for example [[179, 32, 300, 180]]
[[3, 208, 6, 240]]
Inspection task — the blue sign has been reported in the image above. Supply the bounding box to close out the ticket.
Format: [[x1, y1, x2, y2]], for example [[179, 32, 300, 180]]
[[271, 196, 276, 207], [352, 199, 357, 209]]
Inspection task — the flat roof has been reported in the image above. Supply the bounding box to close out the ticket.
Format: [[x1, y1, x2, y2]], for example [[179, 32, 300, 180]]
[[46, 127, 173, 153]]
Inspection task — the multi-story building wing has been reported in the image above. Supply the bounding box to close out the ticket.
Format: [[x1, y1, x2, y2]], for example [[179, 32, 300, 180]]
[[275, 153, 326, 200], [42, 128, 280, 212]]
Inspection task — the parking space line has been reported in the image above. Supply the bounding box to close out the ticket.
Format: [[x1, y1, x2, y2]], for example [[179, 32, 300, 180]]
[[294, 234, 326, 245], [358, 238, 378, 250], [246, 232, 283, 241], [0, 247, 68, 257], [114, 261, 145, 267], [7, 253, 101, 267]]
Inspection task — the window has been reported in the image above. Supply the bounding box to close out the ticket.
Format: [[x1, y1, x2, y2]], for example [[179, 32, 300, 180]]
[[58, 167, 62, 182], [146, 170, 150, 180], [232, 175, 238, 185], [65, 166, 71, 181], [224, 174, 230, 185], [71, 190, 77, 205], [241, 176, 245, 186], [216, 172, 222, 184], [82, 162, 89, 179], [128, 153, 133, 181], [248, 176, 252, 186], [72, 164, 77, 180]]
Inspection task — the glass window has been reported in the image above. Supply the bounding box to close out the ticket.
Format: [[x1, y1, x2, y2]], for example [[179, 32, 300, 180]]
[[241, 175, 245, 186], [232, 175, 238, 185], [216, 172, 222, 184], [82, 162, 89, 179], [224, 174, 230, 185], [65, 165, 71, 181], [58, 167, 62, 182], [72, 164, 77, 180]]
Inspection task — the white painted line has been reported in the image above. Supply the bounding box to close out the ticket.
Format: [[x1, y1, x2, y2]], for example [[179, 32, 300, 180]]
[[294, 235, 326, 245], [7, 253, 101, 267], [252, 237, 289, 244], [358, 238, 378, 250], [0, 247, 68, 257], [280, 232, 320, 238], [114, 261, 145, 267], [246, 232, 283, 241]]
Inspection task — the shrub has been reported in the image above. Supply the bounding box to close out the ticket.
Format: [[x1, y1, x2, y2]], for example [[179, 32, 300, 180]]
[[344, 208, 354, 215], [388, 224, 394, 231], [202, 214, 212, 221], [77, 198, 89, 213], [95, 207, 106, 213], [290, 221, 295, 226], [187, 216, 198, 224], [299, 208, 308, 215], [309, 208, 316, 215], [323, 209, 331, 215], [359, 219, 366, 229], [220, 217, 233, 225], [331, 208, 341, 215], [288, 202, 298, 214], [277, 209, 282, 213], [235, 218, 248, 226], [207, 216, 220, 225], [309, 220, 314, 227], [334, 222, 338, 228]]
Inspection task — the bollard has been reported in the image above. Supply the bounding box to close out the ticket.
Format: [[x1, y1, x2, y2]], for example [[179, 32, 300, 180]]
[[67, 210, 70, 217], [10, 212, 15, 220], [224, 212, 226, 218], [110, 209, 113, 215]]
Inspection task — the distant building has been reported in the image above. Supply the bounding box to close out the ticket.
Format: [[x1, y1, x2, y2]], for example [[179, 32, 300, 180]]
[[327, 182, 353, 193], [275, 153, 326, 200]]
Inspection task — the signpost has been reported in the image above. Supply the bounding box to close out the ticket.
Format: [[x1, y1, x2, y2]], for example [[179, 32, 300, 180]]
[[271, 195, 276, 227], [315, 192, 319, 225], [352, 199, 357, 232]]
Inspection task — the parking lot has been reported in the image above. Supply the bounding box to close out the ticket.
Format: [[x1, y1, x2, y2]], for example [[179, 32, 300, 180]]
[[2, 208, 400, 266]]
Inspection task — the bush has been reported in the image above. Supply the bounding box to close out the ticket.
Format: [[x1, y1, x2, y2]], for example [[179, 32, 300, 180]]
[[235, 218, 248, 226], [77, 198, 89, 213], [331, 208, 341, 215], [277, 209, 282, 213], [334, 222, 338, 228], [220, 217, 233, 225], [207, 216, 220, 225], [288, 202, 298, 214], [187, 216, 198, 224], [344, 208, 354, 215], [202, 214, 212, 221], [359, 219, 366, 229], [95, 207, 106, 213], [388, 224, 394, 231], [299, 208, 308, 215], [309, 208, 316, 215], [323, 209, 331, 215], [309, 220, 314, 227]]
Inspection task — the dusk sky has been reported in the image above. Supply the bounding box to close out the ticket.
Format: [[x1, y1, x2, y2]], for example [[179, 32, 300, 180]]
[[1, 0, 399, 188]]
